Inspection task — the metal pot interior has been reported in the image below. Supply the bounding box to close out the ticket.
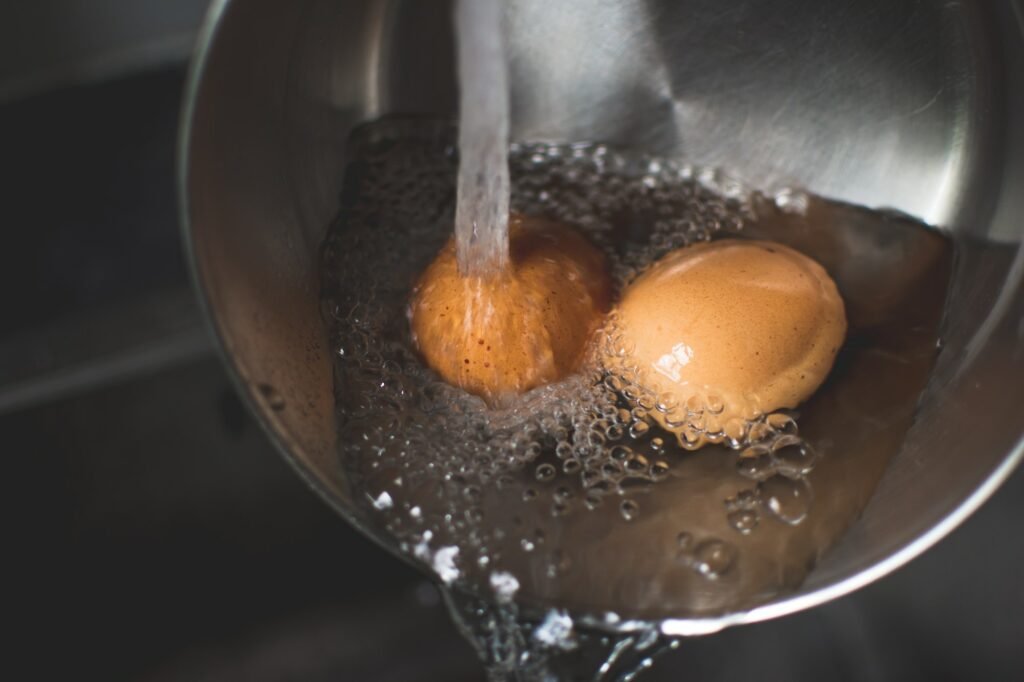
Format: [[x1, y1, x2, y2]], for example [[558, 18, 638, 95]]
[[181, 0, 1024, 629]]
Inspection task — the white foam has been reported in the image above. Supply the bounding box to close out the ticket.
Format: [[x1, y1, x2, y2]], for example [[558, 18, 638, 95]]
[[532, 610, 577, 651], [433, 545, 461, 584], [489, 571, 521, 603], [371, 491, 393, 510]]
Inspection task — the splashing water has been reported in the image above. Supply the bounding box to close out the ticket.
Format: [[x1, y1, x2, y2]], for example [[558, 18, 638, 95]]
[[454, 0, 511, 277]]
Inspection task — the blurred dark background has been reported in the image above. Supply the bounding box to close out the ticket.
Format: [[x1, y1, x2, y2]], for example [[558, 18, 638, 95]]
[[1, 2, 1021, 680]]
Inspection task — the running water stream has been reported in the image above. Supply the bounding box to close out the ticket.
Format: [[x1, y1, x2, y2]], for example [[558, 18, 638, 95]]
[[454, 0, 511, 277]]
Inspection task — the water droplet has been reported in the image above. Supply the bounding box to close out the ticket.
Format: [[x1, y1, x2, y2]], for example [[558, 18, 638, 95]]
[[649, 460, 670, 481], [629, 421, 650, 438], [676, 531, 693, 549], [605, 425, 625, 441], [747, 420, 773, 443], [724, 418, 747, 443], [680, 426, 703, 448], [766, 412, 798, 435], [692, 539, 737, 579], [705, 395, 725, 414], [725, 488, 760, 512], [656, 393, 678, 413], [728, 509, 759, 535], [535, 463, 557, 482], [759, 474, 812, 525], [624, 454, 650, 474], [602, 461, 625, 480], [620, 499, 640, 521], [771, 435, 818, 476], [737, 445, 776, 481], [610, 445, 632, 461]]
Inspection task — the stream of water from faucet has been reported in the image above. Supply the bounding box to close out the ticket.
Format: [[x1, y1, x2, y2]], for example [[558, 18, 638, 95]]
[[454, 0, 510, 277]]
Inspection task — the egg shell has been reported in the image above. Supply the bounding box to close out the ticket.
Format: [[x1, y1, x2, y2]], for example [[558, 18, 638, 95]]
[[610, 239, 846, 445], [409, 214, 612, 404]]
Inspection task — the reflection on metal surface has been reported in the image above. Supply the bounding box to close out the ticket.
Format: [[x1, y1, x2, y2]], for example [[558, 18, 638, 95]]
[[504, 0, 988, 229]]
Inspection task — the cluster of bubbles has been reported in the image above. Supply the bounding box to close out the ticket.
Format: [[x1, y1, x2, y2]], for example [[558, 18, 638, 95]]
[[508, 140, 755, 289], [320, 119, 821, 597]]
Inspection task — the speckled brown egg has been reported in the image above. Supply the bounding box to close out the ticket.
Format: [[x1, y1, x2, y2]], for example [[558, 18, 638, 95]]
[[609, 239, 846, 445], [409, 214, 612, 405]]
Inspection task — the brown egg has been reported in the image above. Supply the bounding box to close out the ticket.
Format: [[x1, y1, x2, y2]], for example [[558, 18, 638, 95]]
[[608, 239, 846, 446], [409, 214, 612, 405]]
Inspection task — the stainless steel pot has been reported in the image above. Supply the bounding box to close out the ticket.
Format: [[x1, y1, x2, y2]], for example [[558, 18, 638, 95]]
[[180, 0, 1024, 633]]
